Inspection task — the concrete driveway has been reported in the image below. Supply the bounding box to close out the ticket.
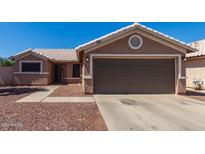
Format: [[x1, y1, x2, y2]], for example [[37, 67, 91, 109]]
[[94, 95, 205, 131]]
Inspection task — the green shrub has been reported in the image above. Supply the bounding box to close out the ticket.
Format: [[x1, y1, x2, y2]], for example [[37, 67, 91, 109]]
[[193, 79, 204, 90], [0, 57, 15, 66]]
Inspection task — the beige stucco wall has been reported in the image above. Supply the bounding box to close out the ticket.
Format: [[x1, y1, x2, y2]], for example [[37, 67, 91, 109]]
[[47, 61, 53, 84], [14, 54, 52, 85], [0, 66, 14, 85], [14, 54, 82, 85], [61, 63, 73, 79], [82, 33, 186, 94], [59, 62, 82, 84], [14, 74, 51, 85], [186, 58, 205, 89]]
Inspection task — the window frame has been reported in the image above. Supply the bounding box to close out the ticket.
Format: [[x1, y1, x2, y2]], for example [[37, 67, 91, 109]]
[[19, 60, 43, 73], [128, 35, 143, 50], [72, 63, 81, 78]]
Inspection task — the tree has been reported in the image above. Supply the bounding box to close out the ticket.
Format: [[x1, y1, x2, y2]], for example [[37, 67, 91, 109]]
[[0, 57, 15, 66]]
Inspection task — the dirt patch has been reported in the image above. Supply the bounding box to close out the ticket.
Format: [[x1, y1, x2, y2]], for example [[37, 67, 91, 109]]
[[49, 84, 91, 97], [0, 86, 107, 131], [185, 90, 205, 102], [0, 86, 47, 96], [121, 99, 138, 105], [0, 86, 46, 102], [186, 90, 205, 97], [121, 99, 146, 106]]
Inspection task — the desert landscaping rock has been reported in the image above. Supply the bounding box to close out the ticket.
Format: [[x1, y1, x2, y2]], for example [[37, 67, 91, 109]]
[[0, 86, 107, 131], [49, 84, 91, 97]]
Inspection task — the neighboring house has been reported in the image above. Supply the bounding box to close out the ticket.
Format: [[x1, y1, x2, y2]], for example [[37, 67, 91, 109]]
[[186, 39, 205, 89], [10, 23, 196, 94]]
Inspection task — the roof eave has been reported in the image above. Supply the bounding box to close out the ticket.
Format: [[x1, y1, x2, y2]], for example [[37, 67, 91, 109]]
[[187, 48, 198, 53], [9, 49, 33, 60], [76, 23, 138, 52], [76, 23, 197, 53], [50, 59, 79, 63]]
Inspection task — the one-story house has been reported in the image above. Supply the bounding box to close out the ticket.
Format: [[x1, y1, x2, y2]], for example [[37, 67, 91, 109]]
[[186, 39, 205, 89], [10, 23, 196, 94]]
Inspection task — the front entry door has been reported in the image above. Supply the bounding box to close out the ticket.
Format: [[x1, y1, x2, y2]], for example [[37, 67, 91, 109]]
[[53, 64, 62, 83]]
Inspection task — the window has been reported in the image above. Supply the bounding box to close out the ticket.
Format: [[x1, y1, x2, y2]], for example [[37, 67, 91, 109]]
[[20, 61, 42, 72], [128, 35, 143, 49], [72, 64, 80, 77]]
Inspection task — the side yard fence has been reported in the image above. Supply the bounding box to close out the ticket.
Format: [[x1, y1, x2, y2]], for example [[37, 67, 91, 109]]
[[0, 66, 14, 86]]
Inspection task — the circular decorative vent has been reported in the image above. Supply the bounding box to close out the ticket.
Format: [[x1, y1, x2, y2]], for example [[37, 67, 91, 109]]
[[128, 35, 143, 49]]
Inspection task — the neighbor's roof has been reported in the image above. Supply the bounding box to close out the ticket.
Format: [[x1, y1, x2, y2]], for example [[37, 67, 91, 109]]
[[76, 23, 197, 53], [11, 48, 78, 62], [186, 39, 205, 58]]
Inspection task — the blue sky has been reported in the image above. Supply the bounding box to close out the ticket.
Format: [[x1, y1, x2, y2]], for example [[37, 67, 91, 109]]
[[1, 22, 205, 57]]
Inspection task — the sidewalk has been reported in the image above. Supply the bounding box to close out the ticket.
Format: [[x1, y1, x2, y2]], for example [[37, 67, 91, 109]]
[[16, 85, 95, 103], [16, 85, 60, 102], [42, 96, 95, 103]]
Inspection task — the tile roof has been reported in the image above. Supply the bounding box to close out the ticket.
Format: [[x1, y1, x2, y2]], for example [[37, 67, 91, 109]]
[[76, 23, 197, 53], [11, 23, 197, 61], [186, 39, 205, 58], [33, 49, 78, 62], [10, 48, 78, 62]]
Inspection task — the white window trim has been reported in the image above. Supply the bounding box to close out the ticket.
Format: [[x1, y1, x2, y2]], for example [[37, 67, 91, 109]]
[[19, 60, 43, 74], [128, 35, 143, 50], [83, 54, 185, 80]]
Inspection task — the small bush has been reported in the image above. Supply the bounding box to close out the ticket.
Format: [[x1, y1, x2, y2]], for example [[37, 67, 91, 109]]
[[0, 57, 15, 66], [193, 79, 204, 90]]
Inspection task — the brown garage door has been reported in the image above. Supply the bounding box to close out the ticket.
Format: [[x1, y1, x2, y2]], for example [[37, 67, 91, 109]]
[[93, 59, 175, 94]]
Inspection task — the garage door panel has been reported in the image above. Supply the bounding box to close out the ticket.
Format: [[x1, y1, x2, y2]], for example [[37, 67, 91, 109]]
[[93, 59, 175, 94]]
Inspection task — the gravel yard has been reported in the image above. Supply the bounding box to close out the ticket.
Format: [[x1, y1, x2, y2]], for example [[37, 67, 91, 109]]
[[0, 86, 107, 131], [49, 84, 91, 97]]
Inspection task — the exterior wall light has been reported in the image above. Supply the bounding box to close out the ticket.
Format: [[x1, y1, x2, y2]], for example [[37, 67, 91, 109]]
[[86, 57, 89, 62]]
